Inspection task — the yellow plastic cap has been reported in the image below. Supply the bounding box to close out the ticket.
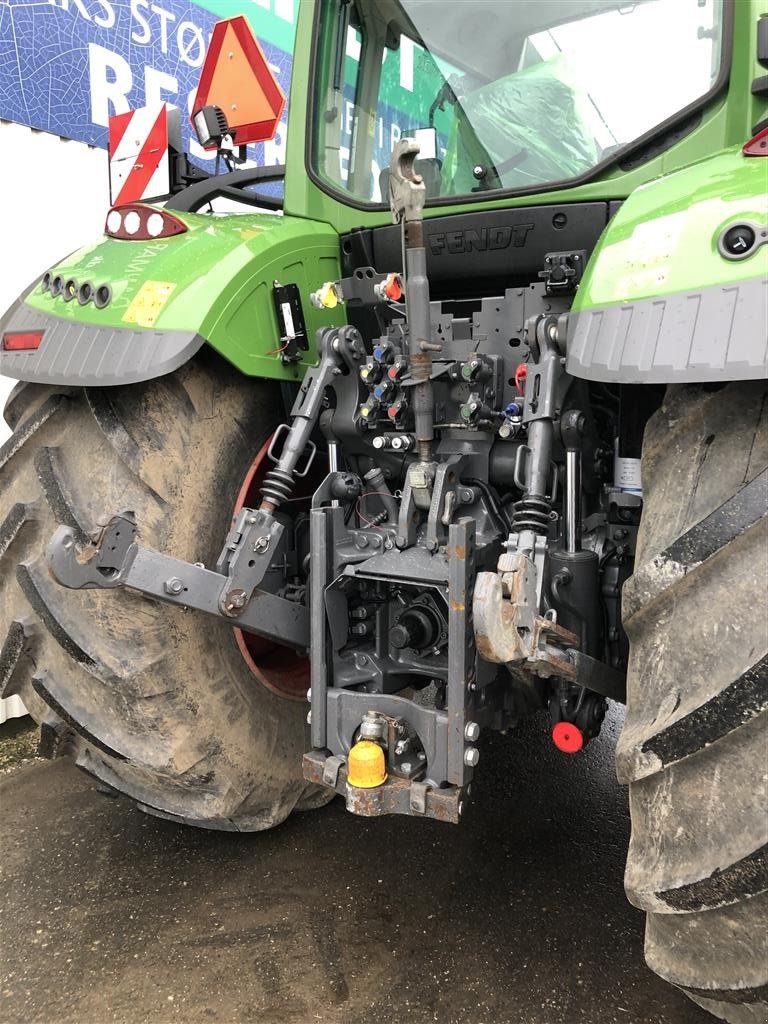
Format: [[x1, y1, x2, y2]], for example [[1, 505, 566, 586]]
[[317, 282, 339, 309], [347, 740, 387, 789]]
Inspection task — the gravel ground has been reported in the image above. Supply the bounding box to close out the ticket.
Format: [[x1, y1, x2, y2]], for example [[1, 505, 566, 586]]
[[0, 718, 39, 774], [0, 705, 712, 1024]]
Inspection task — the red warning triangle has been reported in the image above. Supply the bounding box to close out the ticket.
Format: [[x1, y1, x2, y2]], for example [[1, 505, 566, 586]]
[[743, 125, 768, 157], [193, 16, 285, 147]]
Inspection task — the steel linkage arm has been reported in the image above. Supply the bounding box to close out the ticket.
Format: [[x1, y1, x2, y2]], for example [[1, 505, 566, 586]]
[[45, 326, 369, 650], [47, 514, 309, 651]]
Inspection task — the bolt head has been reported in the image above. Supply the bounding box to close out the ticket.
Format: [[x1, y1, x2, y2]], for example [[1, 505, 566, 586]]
[[306, 710, 312, 725], [222, 589, 247, 615], [164, 577, 184, 595], [400, 761, 412, 774], [306, 688, 312, 703], [464, 721, 480, 742], [464, 747, 480, 767]]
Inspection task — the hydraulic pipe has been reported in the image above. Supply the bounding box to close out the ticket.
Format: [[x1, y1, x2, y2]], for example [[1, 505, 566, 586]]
[[404, 232, 435, 464], [328, 440, 339, 473], [564, 449, 582, 553], [328, 440, 340, 508]]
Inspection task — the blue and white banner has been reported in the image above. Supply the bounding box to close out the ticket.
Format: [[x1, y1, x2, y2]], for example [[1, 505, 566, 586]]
[[0, 0, 295, 166]]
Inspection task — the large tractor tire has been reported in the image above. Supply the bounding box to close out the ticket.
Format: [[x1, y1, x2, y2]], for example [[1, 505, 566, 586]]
[[618, 382, 767, 1023], [0, 350, 328, 830]]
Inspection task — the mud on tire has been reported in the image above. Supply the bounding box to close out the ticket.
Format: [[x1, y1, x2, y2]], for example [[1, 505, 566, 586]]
[[618, 382, 768, 1023], [0, 350, 327, 830]]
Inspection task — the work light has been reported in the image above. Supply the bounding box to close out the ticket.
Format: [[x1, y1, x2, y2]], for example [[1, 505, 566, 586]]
[[192, 105, 230, 150]]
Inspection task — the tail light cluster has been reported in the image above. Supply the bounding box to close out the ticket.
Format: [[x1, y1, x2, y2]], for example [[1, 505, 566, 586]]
[[105, 204, 188, 240], [41, 273, 112, 308], [3, 330, 44, 352]]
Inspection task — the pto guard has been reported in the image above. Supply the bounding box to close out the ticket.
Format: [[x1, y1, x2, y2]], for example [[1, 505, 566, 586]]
[[0, 211, 343, 386]]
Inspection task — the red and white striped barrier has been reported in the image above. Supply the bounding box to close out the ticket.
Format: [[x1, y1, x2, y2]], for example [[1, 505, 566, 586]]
[[108, 103, 180, 206]]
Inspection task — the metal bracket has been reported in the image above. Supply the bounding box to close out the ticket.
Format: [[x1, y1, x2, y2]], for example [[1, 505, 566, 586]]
[[215, 507, 286, 616], [409, 779, 429, 815], [424, 454, 465, 553], [47, 512, 138, 588], [396, 472, 419, 549], [474, 553, 579, 679], [302, 750, 462, 824], [567, 650, 627, 703], [47, 520, 309, 650], [322, 754, 345, 787]]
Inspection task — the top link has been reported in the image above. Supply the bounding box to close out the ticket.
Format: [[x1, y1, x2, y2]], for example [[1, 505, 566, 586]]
[[388, 138, 426, 225]]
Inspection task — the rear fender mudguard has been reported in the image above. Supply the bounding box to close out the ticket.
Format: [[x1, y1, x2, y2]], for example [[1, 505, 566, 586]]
[[0, 212, 344, 386], [567, 147, 768, 384]]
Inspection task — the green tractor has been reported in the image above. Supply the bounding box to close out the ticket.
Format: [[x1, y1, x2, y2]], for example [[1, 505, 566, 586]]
[[1, 1, 766, 1019]]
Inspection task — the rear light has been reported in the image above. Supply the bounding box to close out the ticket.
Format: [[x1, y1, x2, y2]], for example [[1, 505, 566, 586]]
[[3, 331, 44, 352], [743, 126, 768, 156], [105, 204, 187, 240]]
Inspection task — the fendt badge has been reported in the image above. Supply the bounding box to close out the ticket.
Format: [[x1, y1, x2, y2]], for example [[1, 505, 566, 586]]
[[428, 223, 535, 256]]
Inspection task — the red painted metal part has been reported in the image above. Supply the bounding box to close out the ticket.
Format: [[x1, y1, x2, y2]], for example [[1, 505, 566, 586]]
[[231, 437, 310, 701], [552, 721, 584, 754]]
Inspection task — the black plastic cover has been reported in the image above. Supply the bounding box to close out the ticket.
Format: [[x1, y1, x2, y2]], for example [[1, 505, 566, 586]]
[[341, 203, 609, 300], [272, 281, 308, 358]]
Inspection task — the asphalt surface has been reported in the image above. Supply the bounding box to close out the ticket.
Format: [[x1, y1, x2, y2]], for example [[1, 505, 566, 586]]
[[0, 705, 714, 1024]]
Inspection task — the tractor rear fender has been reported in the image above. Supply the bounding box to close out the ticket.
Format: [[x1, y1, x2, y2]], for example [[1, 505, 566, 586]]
[[0, 212, 344, 386], [567, 145, 768, 384]]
